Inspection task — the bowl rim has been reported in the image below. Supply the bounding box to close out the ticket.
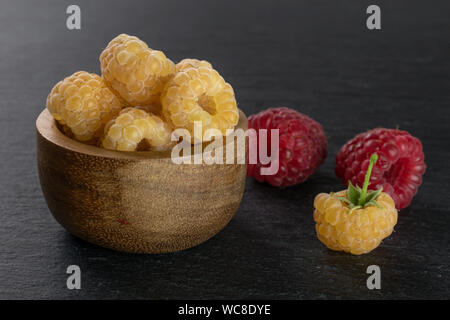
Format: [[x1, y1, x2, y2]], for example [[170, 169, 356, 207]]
[[36, 108, 247, 160]]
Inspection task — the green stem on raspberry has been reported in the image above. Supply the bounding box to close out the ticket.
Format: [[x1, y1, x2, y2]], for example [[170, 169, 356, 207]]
[[334, 153, 383, 213], [359, 153, 378, 206]]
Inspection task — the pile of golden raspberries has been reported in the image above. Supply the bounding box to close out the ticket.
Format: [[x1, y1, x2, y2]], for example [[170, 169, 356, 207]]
[[46, 34, 239, 151]]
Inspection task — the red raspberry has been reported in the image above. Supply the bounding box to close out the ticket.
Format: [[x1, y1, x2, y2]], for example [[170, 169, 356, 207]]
[[335, 128, 426, 210], [247, 107, 327, 187]]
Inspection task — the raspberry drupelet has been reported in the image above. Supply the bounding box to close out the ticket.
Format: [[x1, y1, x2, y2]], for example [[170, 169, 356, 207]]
[[102, 107, 173, 152], [161, 59, 239, 142], [100, 34, 176, 107], [314, 154, 398, 255], [175, 58, 213, 72], [46, 71, 122, 142], [336, 128, 426, 209]]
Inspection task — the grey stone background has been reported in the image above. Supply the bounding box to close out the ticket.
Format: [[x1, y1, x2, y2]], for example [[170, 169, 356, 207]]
[[0, 0, 449, 299]]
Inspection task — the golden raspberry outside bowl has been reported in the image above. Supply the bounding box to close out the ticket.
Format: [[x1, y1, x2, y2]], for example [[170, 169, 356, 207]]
[[36, 108, 247, 253]]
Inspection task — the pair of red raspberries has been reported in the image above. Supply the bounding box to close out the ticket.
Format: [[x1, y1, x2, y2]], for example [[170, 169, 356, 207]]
[[246, 107, 426, 210]]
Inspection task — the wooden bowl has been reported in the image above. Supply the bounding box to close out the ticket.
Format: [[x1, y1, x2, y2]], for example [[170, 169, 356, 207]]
[[36, 109, 247, 253]]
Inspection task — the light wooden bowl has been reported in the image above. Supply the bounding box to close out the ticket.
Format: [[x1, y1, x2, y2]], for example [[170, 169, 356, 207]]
[[36, 109, 247, 253]]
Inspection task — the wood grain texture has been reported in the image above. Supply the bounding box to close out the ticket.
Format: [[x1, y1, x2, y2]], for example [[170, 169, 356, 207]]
[[37, 109, 247, 253], [0, 0, 449, 299]]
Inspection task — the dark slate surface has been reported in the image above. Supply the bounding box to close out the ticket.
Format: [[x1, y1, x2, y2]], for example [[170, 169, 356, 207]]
[[0, 0, 449, 299]]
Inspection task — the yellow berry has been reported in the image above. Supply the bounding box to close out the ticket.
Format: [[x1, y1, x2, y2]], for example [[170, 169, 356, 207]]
[[46, 71, 122, 142], [161, 59, 239, 142], [100, 34, 176, 106], [313, 191, 398, 255], [102, 107, 173, 151]]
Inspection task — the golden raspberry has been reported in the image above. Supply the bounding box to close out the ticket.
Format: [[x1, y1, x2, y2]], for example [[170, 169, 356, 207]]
[[46, 71, 122, 142], [313, 154, 398, 255], [102, 107, 173, 151], [314, 191, 398, 255], [161, 60, 239, 141], [100, 34, 175, 106]]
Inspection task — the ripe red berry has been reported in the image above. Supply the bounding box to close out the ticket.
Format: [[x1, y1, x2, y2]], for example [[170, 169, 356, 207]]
[[335, 128, 426, 210], [247, 107, 327, 187]]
